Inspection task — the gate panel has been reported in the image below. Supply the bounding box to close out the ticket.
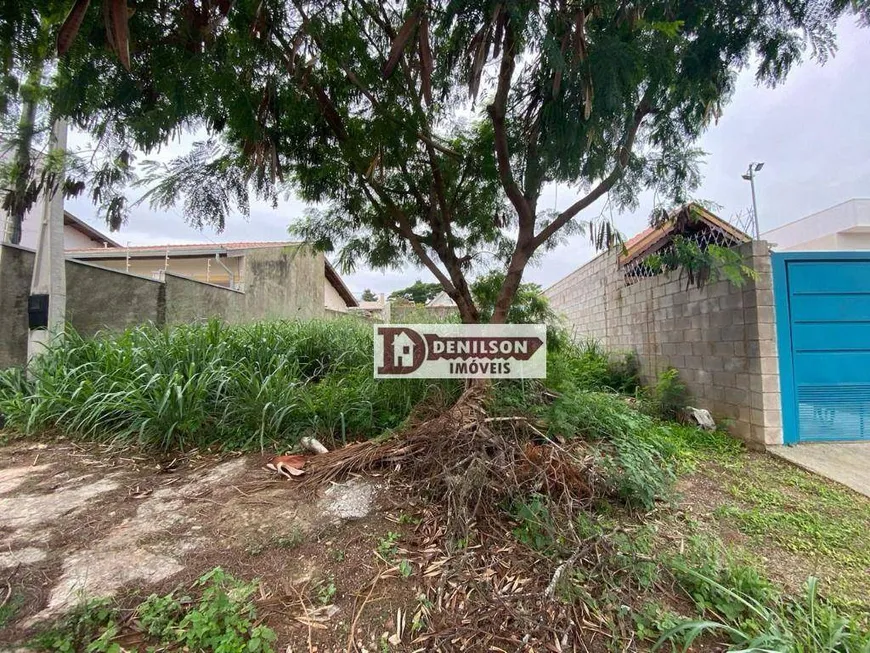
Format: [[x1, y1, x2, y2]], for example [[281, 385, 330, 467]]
[[773, 253, 870, 443]]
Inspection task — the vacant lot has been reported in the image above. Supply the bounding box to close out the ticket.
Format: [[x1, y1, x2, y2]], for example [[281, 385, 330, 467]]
[[1, 321, 868, 652]]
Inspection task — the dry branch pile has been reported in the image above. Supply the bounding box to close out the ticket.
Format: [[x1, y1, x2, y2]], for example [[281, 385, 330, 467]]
[[304, 385, 601, 534]]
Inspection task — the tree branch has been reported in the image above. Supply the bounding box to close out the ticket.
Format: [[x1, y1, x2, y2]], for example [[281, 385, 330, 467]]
[[486, 13, 535, 230], [530, 94, 652, 250]]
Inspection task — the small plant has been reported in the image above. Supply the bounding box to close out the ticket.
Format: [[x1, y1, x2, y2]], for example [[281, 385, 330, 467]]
[[0, 591, 23, 630], [396, 512, 421, 525], [410, 593, 434, 635], [275, 528, 305, 549], [330, 548, 346, 562], [314, 575, 337, 606], [376, 532, 401, 560], [398, 559, 413, 578], [656, 574, 870, 653], [31, 598, 120, 653], [32, 568, 276, 653], [510, 494, 564, 556], [643, 367, 688, 420]]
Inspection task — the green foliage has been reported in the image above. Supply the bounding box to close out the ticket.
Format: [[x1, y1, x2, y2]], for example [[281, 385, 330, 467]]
[[546, 391, 675, 509], [3, 0, 864, 324], [313, 575, 337, 606], [361, 289, 377, 302], [31, 598, 121, 653], [398, 559, 413, 578], [646, 235, 757, 290], [376, 532, 401, 561], [712, 456, 870, 602], [546, 339, 641, 394], [510, 493, 566, 556], [0, 319, 459, 452], [0, 592, 23, 630], [136, 568, 276, 653], [658, 571, 870, 653], [641, 367, 689, 420], [471, 271, 557, 326], [389, 280, 443, 305]]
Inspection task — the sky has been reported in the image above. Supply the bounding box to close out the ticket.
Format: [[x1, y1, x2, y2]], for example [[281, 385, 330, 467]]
[[65, 17, 870, 297]]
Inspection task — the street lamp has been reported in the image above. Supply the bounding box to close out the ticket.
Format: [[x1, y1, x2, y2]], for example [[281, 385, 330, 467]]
[[741, 162, 764, 240]]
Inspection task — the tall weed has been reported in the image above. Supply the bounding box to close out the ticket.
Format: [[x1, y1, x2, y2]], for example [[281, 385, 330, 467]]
[[0, 319, 458, 452]]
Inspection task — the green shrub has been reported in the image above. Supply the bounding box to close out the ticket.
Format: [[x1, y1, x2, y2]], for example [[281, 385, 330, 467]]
[[0, 319, 459, 452], [642, 367, 689, 420], [546, 338, 640, 394], [547, 391, 675, 509]]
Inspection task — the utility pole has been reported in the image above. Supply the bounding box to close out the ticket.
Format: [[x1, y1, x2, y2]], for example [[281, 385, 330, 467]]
[[742, 162, 764, 240], [27, 119, 68, 364]]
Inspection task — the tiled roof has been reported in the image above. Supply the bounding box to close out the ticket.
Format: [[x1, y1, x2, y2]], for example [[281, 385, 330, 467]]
[[66, 240, 300, 254], [619, 204, 749, 265]]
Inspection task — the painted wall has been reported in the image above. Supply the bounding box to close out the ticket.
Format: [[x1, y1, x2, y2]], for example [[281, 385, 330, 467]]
[[544, 242, 782, 448], [762, 198, 870, 251], [325, 280, 349, 312]]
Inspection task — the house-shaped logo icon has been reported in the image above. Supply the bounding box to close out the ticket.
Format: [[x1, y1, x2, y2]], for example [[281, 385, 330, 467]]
[[393, 331, 416, 369]]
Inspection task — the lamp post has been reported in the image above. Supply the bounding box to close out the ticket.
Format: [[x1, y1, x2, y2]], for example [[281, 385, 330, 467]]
[[742, 162, 764, 240]]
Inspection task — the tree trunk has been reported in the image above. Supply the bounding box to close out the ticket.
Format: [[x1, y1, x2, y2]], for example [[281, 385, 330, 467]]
[[8, 59, 44, 245]]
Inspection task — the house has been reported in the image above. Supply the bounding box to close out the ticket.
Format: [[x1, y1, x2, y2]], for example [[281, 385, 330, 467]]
[[1, 208, 121, 250], [427, 291, 456, 307], [761, 199, 870, 251], [1, 237, 359, 368], [66, 241, 358, 313], [392, 331, 415, 369]]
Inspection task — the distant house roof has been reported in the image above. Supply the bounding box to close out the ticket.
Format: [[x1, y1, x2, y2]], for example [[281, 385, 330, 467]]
[[619, 203, 750, 267], [66, 240, 301, 258], [67, 239, 358, 307], [325, 260, 358, 307], [63, 211, 121, 248], [426, 290, 456, 307]]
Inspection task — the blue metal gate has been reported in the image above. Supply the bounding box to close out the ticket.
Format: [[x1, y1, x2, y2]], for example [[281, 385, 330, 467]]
[[773, 252, 870, 444]]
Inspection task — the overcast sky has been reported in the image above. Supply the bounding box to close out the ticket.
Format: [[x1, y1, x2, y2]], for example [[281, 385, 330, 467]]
[[65, 17, 869, 296]]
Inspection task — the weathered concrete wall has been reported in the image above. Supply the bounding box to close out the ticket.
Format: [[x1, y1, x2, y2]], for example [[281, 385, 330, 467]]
[[1, 243, 330, 368], [0, 244, 164, 368], [544, 241, 781, 448], [163, 273, 243, 326], [242, 246, 325, 321]]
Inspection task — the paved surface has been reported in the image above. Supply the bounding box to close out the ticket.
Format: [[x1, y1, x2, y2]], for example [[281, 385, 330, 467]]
[[768, 442, 870, 498]]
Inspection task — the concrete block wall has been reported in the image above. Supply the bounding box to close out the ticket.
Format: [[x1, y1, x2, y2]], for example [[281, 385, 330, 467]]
[[544, 241, 782, 448], [0, 243, 330, 369]]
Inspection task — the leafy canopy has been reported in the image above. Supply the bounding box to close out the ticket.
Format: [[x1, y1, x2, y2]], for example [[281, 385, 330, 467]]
[[389, 280, 443, 304], [6, 0, 865, 320]]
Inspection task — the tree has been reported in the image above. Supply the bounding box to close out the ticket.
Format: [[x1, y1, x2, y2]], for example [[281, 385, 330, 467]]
[[361, 288, 378, 302], [0, 1, 134, 242], [14, 0, 866, 322], [389, 280, 442, 305]]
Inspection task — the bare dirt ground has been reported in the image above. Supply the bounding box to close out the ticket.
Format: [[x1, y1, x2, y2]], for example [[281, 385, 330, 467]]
[[0, 438, 437, 651]]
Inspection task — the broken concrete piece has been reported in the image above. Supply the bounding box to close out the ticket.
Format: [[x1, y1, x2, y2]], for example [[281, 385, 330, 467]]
[[686, 406, 716, 431]]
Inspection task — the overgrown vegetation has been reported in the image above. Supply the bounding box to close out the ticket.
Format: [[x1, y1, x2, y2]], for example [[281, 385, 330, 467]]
[[31, 568, 275, 653], [0, 319, 458, 452], [5, 316, 870, 650]]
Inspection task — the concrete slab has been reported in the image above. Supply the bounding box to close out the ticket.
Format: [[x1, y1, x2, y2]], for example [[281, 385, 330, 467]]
[[768, 442, 870, 498]]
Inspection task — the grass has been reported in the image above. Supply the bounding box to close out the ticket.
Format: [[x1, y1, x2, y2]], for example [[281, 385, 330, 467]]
[[704, 455, 870, 608], [5, 317, 870, 649], [0, 319, 459, 452]]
